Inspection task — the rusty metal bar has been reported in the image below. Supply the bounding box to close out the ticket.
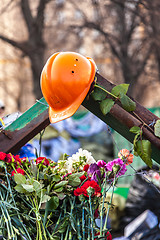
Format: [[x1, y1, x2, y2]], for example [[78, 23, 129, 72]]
[[0, 73, 160, 164]]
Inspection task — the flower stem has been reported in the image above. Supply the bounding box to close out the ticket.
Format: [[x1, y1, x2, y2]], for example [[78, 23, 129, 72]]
[[100, 175, 107, 236], [4, 166, 32, 240], [103, 178, 116, 233], [77, 217, 82, 240], [89, 195, 94, 240], [82, 202, 85, 240], [64, 225, 70, 240], [52, 212, 62, 235], [94, 84, 118, 99], [87, 215, 91, 240]]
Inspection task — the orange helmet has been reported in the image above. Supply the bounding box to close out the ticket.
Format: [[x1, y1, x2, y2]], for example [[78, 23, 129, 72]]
[[40, 52, 96, 123]]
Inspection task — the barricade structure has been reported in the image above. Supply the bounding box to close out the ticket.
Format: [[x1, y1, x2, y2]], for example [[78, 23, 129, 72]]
[[0, 72, 160, 165]]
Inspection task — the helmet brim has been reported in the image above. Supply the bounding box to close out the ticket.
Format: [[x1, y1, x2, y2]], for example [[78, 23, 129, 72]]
[[49, 84, 91, 123]]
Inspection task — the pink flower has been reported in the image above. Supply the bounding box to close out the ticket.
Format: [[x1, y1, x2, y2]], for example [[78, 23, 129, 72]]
[[97, 160, 107, 168], [11, 168, 25, 176], [36, 157, 50, 166], [63, 173, 72, 178], [106, 158, 127, 177]]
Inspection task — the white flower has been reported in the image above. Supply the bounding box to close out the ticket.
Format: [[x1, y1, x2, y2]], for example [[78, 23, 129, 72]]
[[64, 160, 72, 173], [71, 148, 96, 165], [54, 149, 96, 174], [86, 155, 96, 165], [54, 160, 73, 174]]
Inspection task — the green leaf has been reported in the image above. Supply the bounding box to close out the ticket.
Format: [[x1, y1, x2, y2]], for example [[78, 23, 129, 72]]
[[54, 180, 68, 189], [56, 192, 66, 200], [46, 196, 59, 211], [30, 163, 38, 178], [15, 184, 27, 194], [58, 219, 68, 233], [91, 86, 106, 101], [133, 133, 140, 149], [69, 172, 85, 178], [41, 194, 51, 203], [52, 236, 60, 240], [100, 99, 115, 115], [21, 184, 34, 192], [134, 140, 152, 168], [130, 126, 141, 134], [68, 172, 84, 186], [37, 188, 47, 198], [154, 119, 160, 138], [68, 176, 81, 187], [66, 212, 77, 232], [53, 187, 64, 193], [14, 174, 26, 184], [51, 175, 61, 182], [33, 180, 42, 192], [12, 216, 25, 228], [111, 84, 129, 97], [120, 93, 136, 112], [0, 160, 6, 168]]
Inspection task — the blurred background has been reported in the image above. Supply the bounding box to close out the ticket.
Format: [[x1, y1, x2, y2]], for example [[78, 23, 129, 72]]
[[1, 0, 160, 114]]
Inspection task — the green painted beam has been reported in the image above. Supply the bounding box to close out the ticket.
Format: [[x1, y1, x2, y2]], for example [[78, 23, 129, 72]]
[[0, 73, 160, 165], [0, 98, 49, 154]]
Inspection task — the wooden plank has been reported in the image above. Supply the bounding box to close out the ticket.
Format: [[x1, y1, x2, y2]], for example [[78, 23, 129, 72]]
[[0, 98, 50, 153], [0, 73, 160, 164]]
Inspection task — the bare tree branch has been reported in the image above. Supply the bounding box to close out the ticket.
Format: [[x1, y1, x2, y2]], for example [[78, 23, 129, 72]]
[[134, 44, 153, 80], [0, 34, 28, 54], [0, 0, 13, 15], [35, 0, 51, 38], [20, 0, 34, 34]]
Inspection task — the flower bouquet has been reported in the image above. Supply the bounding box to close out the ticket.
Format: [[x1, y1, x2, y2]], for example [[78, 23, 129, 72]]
[[0, 148, 133, 240]]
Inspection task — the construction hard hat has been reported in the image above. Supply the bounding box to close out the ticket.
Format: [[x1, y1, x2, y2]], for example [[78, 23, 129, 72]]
[[40, 52, 96, 123]]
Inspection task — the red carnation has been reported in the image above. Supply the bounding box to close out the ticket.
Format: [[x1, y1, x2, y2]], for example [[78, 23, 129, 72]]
[[11, 168, 25, 176], [95, 231, 112, 240], [80, 175, 86, 182], [36, 157, 50, 166], [14, 155, 22, 164], [74, 180, 101, 197], [74, 187, 86, 196], [6, 153, 12, 163], [83, 164, 90, 172], [0, 152, 6, 161]]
